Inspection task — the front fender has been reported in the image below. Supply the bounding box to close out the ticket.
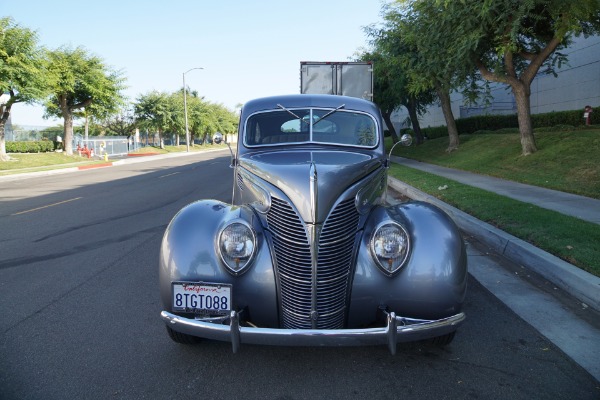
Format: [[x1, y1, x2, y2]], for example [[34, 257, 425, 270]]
[[348, 201, 468, 326], [159, 200, 278, 327]]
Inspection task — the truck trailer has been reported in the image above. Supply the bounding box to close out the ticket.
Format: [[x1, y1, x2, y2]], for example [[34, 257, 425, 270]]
[[300, 61, 373, 101]]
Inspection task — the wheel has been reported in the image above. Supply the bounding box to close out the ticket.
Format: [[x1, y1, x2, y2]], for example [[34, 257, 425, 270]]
[[425, 331, 456, 346], [166, 326, 202, 345]]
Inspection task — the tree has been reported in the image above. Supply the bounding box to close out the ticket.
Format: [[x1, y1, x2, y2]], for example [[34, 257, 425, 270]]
[[388, 2, 468, 152], [356, 50, 401, 143], [0, 17, 47, 161], [362, 18, 436, 145], [44, 46, 126, 155], [427, 0, 600, 155], [188, 99, 238, 143], [211, 103, 238, 136], [134, 89, 238, 147], [168, 90, 186, 145], [134, 91, 178, 146], [101, 108, 137, 137], [374, 2, 492, 152]]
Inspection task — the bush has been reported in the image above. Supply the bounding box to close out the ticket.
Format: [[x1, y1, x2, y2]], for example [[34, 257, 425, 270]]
[[457, 114, 520, 133], [420, 106, 598, 137], [6, 141, 55, 153], [493, 127, 520, 134], [420, 126, 447, 139], [532, 110, 588, 127]]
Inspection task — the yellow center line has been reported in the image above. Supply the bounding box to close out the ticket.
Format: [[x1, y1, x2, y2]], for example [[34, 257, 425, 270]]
[[159, 172, 181, 178], [12, 197, 83, 216]]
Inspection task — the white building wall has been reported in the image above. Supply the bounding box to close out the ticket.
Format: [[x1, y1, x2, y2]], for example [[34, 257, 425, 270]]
[[530, 36, 600, 113]]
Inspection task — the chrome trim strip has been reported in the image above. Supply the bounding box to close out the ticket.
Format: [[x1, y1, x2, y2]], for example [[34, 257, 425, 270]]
[[309, 161, 318, 329], [161, 311, 465, 354], [309, 161, 317, 223]]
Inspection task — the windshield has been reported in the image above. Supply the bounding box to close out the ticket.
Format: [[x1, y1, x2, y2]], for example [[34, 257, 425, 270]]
[[244, 108, 378, 147]]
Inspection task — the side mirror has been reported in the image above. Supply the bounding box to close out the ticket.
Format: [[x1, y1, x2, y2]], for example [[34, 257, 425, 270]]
[[399, 133, 413, 147], [387, 134, 413, 166], [213, 132, 223, 144]]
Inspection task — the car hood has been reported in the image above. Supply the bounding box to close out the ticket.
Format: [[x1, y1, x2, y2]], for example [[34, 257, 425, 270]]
[[239, 150, 383, 223]]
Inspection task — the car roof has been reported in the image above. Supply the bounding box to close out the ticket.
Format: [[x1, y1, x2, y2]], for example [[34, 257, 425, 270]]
[[240, 94, 380, 117]]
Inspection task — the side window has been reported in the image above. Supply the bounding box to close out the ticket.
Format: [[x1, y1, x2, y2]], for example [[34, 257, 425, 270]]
[[355, 117, 376, 146]]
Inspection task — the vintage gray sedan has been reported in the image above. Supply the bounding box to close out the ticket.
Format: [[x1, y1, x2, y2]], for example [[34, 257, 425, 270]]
[[159, 94, 467, 354]]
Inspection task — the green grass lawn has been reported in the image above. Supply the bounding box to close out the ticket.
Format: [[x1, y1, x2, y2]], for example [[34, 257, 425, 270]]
[[388, 164, 600, 276], [0, 152, 102, 175], [388, 129, 600, 199]]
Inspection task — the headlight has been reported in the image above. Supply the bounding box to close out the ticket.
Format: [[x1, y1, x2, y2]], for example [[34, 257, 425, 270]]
[[370, 222, 410, 276], [218, 221, 256, 275]]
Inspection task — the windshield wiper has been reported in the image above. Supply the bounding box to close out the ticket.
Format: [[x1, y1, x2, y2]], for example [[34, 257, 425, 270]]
[[313, 104, 345, 126], [277, 104, 310, 126]]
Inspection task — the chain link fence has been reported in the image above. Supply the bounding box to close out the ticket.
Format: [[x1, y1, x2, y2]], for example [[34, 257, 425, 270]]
[[5, 126, 142, 157], [72, 134, 141, 156], [5, 126, 234, 156]]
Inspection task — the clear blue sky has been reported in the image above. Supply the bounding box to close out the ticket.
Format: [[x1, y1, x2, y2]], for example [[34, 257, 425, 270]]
[[4, 0, 384, 127]]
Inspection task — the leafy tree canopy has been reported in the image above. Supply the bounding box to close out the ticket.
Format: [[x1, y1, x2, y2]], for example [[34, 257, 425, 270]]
[[0, 17, 47, 105], [43, 46, 126, 155], [0, 17, 47, 161], [134, 89, 238, 143], [405, 0, 600, 155], [44, 46, 126, 120]]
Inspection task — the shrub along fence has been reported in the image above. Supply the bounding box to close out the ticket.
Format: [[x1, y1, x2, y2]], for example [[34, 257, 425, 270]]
[[5, 135, 140, 155], [5, 140, 56, 153], [416, 107, 598, 139]]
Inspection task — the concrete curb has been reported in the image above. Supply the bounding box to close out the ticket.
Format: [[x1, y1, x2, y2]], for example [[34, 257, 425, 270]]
[[388, 177, 600, 311], [0, 166, 81, 182]]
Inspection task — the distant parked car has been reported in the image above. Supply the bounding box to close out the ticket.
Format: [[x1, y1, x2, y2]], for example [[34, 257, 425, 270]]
[[159, 94, 467, 354]]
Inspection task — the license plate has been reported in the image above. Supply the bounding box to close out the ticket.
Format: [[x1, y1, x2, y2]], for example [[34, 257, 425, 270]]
[[172, 282, 232, 315]]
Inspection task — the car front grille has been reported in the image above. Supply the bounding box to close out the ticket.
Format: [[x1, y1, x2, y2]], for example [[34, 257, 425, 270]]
[[267, 197, 360, 329]]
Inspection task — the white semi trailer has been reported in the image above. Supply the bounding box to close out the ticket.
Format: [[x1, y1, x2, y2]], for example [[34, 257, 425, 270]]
[[300, 61, 373, 101]]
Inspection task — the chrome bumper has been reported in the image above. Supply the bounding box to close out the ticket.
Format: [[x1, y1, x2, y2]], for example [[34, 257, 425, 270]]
[[161, 310, 465, 354]]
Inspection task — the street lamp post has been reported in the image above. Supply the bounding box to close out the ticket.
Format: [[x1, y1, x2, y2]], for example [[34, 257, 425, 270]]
[[183, 67, 204, 152]]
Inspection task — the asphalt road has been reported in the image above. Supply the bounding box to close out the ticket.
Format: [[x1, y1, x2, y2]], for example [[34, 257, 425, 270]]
[[1, 153, 598, 400]]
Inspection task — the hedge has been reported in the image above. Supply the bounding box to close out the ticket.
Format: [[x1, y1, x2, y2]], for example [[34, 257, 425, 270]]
[[420, 107, 598, 139], [6, 141, 56, 153]]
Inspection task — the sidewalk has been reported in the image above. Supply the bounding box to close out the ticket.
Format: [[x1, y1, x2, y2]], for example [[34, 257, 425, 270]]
[[388, 156, 600, 311], [391, 156, 600, 225]]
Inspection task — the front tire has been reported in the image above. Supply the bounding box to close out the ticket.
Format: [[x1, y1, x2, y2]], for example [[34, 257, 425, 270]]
[[166, 326, 202, 345]]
